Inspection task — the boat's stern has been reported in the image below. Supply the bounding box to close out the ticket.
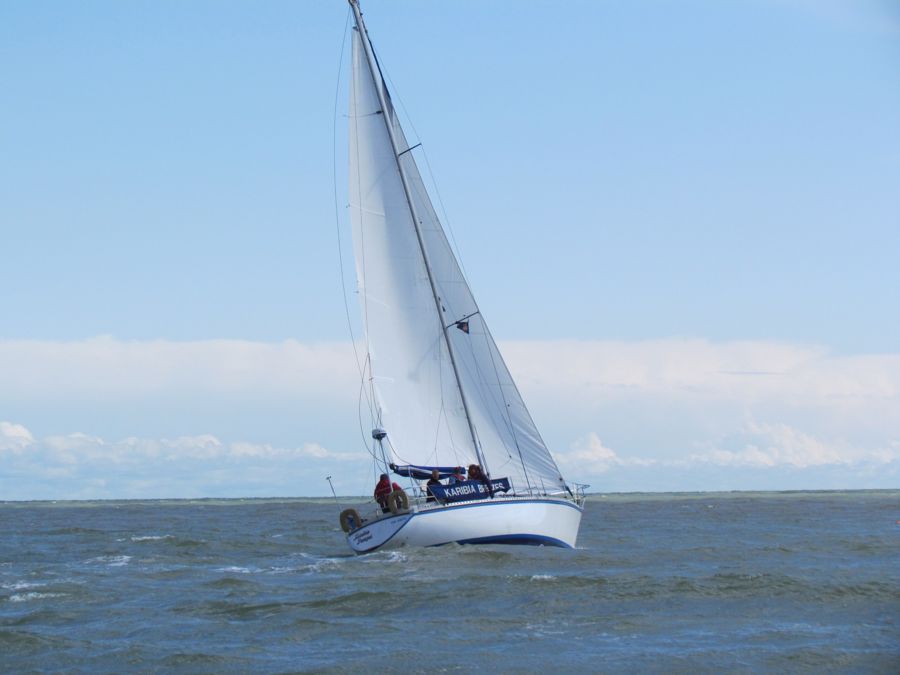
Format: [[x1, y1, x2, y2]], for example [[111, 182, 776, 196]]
[[346, 511, 413, 554]]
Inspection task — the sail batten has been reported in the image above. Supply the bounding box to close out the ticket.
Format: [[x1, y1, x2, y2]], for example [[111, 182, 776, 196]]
[[348, 14, 567, 493]]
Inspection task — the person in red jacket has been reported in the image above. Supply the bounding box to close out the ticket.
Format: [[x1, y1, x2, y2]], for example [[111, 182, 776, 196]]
[[374, 473, 401, 513]]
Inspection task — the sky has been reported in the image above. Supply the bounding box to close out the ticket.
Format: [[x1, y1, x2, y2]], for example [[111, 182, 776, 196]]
[[1, 0, 898, 499]]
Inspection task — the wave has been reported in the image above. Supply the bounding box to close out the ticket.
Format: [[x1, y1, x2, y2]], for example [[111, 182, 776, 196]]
[[213, 565, 258, 574], [205, 553, 352, 578], [496, 572, 900, 602], [8, 592, 67, 603], [301, 589, 406, 616], [358, 550, 408, 565], [183, 599, 309, 620], [161, 652, 242, 668], [0, 629, 76, 650], [84, 555, 131, 567], [124, 536, 207, 548], [203, 577, 259, 590], [46, 527, 105, 535], [2, 581, 47, 591]]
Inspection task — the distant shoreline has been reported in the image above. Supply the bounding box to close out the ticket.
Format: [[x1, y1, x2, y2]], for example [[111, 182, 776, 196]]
[[1, 488, 896, 506]]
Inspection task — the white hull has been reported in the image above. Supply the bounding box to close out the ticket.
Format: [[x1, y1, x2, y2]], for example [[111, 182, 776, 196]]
[[345, 497, 583, 554]]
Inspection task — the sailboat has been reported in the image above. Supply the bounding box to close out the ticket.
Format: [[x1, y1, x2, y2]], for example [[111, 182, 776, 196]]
[[337, 0, 585, 554]]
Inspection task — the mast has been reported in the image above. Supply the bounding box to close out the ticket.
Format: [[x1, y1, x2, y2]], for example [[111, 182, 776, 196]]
[[348, 0, 489, 475]]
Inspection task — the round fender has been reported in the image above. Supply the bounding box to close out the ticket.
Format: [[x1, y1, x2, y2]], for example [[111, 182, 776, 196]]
[[339, 508, 362, 532], [388, 489, 409, 514]]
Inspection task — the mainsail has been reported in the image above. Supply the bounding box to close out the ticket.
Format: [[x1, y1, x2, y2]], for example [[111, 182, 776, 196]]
[[348, 23, 567, 494]]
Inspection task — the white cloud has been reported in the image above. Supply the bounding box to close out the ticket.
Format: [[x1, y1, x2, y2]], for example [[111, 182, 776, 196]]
[[503, 338, 899, 406], [691, 421, 900, 469], [0, 336, 359, 402], [228, 440, 363, 461], [3, 337, 897, 418], [1, 336, 898, 495], [557, 432, 657, 474], [558, 432, 622, 473], [0, 421, 368, 499], [503, 338, 899, 464], [0, 425, 364, 464], [550, 420, 900, 494], [0, 421, 35, 452]]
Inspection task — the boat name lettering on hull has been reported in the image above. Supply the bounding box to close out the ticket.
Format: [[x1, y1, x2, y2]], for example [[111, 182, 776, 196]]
[[430, 478, 511, 504], [353, 531, 373, 545]]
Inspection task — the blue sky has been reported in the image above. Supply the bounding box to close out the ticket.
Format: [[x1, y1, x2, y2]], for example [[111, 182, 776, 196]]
[[1, 0, 898, 498]]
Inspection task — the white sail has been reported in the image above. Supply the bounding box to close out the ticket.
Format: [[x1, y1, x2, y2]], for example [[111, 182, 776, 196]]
[[348, 28, 567, 493]]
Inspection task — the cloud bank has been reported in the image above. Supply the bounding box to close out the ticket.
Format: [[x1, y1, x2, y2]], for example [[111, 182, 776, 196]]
[[0, 336, 360, 401], [1, 337, 898, 497], [0, 421, 368, 500]]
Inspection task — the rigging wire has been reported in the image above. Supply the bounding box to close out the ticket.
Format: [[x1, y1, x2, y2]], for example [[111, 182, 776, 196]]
[[333, 6, 377, 449], [357, 365, 380, 463], [380, 69, 473, 285], [477, 321, 536, 491]]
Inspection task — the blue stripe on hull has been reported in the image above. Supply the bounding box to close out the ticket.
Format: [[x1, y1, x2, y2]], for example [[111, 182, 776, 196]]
[[452, 533, 572, 548]]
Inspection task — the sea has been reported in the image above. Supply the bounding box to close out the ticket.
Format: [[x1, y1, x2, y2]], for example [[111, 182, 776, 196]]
[[1, 491, 897, 673]]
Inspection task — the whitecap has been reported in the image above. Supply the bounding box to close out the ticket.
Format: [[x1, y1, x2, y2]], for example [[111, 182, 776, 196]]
[[86, 555, 131, 567], [303, 558, 344, 574], [531, 574, 556, 581], [215, 566, 256, 574], [130, 535, 173, 542], [9, 592, 67, 602], [282, 552, 349, 574], [361, 550, 407, 564], [523, 622, 566, 636], [2, 580, 47, 590], [268, 566, 299, 574]]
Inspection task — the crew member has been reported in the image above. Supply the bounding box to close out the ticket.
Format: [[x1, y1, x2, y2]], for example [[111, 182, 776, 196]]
[[425, 469, 443, 503], [374, 473, 402, 513]]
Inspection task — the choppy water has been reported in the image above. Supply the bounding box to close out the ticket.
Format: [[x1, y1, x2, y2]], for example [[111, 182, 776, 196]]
[[1, 492, 898, 673]]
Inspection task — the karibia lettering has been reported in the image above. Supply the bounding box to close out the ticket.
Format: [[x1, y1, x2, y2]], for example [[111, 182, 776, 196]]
[[429, 478, 511, 504]]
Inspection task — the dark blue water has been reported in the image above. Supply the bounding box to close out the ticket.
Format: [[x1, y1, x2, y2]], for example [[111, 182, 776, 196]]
[[1, 492, 898, 672]]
